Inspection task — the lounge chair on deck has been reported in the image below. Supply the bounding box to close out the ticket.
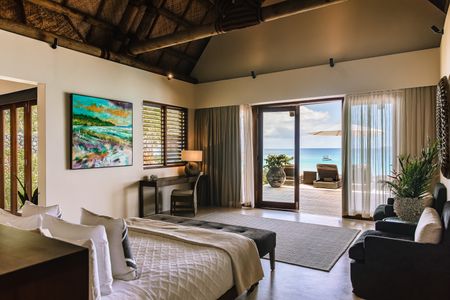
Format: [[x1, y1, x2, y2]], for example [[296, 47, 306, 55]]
[[284, 164, 295, 186], [313, 164, 341, 189]]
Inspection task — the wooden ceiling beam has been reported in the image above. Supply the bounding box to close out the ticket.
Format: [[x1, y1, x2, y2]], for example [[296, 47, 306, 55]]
[[0, 18, 198, 83], [157, 5, 195, 28], [25, 0, 114, 31], [139, 0, 196, 28], [128, 0, 347, 55]]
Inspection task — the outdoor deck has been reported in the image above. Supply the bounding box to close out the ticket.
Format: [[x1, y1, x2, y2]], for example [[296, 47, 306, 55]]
[[263, 184, 342, 217]]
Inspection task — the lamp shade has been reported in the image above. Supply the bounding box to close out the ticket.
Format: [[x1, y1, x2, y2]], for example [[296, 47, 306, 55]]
[[181, 150, 203, 162]]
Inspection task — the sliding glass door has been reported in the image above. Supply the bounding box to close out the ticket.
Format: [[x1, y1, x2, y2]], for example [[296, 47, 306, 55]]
[[255, 99, 343, 214], [256, 106, 299, 210]]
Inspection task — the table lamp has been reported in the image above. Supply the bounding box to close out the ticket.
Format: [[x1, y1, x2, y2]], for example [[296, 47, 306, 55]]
[[181, 150, 203, 176]]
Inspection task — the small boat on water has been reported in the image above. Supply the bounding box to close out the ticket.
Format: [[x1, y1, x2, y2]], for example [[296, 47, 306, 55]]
[[322, 155, 332, 161]]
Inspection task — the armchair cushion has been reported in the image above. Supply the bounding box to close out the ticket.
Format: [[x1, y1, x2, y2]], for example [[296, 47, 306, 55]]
[[348, 230, 413, 261], [415, 207, 442, 244]]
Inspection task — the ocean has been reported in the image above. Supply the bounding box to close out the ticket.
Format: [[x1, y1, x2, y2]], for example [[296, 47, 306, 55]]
[[263, 148, 342, 173]]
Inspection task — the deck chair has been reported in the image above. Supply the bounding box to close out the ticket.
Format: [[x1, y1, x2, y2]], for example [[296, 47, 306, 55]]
[[313, 164, 341, 189]]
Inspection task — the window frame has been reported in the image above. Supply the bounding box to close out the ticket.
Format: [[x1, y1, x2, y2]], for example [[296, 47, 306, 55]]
[[143, 100, 188, 169]]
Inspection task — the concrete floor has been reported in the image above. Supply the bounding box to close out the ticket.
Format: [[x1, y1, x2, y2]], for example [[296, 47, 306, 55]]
[[263, 184, 342, 217], [197, 207, 373, 300]]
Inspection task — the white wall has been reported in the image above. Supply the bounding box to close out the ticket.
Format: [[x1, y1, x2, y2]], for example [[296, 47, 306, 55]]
[[195, 48, 440, 108], [0, 29, 195, 222], [440, 13, 450, 191]]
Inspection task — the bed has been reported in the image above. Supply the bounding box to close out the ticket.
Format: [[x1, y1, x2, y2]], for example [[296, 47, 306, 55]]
[[103, 218, 264, 300]]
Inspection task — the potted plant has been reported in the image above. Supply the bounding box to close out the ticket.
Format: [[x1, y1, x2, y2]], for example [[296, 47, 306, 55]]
[[16, 176, 38, 208], [264, 154, 293, 188], [383, 140, 439, 223]]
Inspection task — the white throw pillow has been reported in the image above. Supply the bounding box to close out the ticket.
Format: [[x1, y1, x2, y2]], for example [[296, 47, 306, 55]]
[[53, 237, 101, 300], [0, 208, 42, 230], [42, 214, 113, 295], [415, 207, 443, 244], [81, 208, 138, 281], [21, 201, 62, 218]]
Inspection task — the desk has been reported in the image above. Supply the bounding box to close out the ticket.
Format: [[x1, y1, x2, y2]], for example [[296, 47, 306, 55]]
[[139, 175, 198, 217]]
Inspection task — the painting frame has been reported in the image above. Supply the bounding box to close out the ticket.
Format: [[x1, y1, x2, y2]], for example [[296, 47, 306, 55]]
[[70, 93, 133, 170]]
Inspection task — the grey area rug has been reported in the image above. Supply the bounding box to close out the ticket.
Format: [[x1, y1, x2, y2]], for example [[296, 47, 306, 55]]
[[195, 212, 359, 272]]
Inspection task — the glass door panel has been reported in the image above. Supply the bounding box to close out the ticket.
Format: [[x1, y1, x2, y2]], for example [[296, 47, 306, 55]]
[[258, 107, 299, 209], [298, 100, 343, 216]]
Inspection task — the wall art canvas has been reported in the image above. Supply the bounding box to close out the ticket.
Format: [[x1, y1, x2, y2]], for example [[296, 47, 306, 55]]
[[70, 94, 133, 169]]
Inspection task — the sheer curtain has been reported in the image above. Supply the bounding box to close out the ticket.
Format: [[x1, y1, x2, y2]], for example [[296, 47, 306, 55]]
[[343, 90, 402, 218], [240, 105, 255, 207]]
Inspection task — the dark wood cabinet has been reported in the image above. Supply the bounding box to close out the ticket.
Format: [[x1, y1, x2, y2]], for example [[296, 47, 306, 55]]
[[0, 224, 89, 300]]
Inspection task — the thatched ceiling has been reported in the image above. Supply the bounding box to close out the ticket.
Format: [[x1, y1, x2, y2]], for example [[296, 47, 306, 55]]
[[0, 0, 447, 83], [0, 0, 216, 83]]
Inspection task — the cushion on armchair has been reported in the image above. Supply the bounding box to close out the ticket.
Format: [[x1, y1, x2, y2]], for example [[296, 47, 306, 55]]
[[415, 207, 442, 244]]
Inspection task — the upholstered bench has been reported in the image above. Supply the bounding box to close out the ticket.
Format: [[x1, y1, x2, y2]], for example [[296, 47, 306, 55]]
[[147, 214, 277, 270]]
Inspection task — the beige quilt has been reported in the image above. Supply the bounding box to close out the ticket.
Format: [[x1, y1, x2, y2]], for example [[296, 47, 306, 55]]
[[126, 217, 264, 295]]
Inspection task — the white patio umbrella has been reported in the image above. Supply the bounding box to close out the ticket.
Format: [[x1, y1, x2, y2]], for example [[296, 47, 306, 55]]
[[309, 124, 382, 136]]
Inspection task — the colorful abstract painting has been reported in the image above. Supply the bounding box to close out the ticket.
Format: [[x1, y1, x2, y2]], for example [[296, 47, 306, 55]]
[[70, 94, 133, 169]]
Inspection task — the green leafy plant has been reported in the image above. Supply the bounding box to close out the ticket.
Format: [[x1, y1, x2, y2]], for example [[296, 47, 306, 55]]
[[264, 154, 293, 169], [383, 140, 439, 199], [16, 175, 38, 208]]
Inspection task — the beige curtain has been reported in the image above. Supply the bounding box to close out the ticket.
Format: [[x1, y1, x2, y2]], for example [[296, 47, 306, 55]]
[[240, 105, 255, 207], [195, 106, 242, 208], [397, 86, 437, 157]]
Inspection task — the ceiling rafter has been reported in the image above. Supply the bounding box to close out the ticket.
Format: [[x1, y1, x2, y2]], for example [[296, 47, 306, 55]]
[[17, 0, 27, 24], [111, 1, 147, 52], [172, 0, 213, 72], [144, 0, 196, 28], [25, 0, 114, 31], [0, 17, 198, 83], [85, 0, 107, 42], [156, 0, 195, 67]]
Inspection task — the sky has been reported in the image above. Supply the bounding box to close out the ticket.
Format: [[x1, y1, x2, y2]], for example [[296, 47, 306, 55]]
[[263, 101, 342, 149]]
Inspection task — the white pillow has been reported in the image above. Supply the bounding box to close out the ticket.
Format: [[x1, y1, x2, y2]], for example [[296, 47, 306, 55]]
[[0, 208, 42, 230], [81, 208, 138, 281], [415, 207, 443, 244], [21, 201, 62, 218], [42, 215, 113, 295], [53, 236, 101, 300]]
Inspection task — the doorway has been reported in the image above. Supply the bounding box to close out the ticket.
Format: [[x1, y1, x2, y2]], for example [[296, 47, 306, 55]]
[[255, 98, 343, 216]]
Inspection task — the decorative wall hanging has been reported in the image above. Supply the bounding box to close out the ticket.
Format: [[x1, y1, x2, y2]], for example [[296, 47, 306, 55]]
[[436, 76, 450, 178], [70, 94, 133, 169]]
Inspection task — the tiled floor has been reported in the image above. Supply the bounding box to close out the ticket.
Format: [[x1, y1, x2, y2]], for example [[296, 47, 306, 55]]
[[263, 183, 342, 217], [197, 207, 373, 300]]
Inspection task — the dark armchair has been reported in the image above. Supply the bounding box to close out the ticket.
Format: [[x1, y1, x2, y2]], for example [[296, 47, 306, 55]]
[[373, 182, 447, 221], [349, 201, 450, 300]]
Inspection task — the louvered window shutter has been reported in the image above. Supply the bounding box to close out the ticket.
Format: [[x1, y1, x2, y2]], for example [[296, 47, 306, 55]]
[[143, 102, 187, 167]]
